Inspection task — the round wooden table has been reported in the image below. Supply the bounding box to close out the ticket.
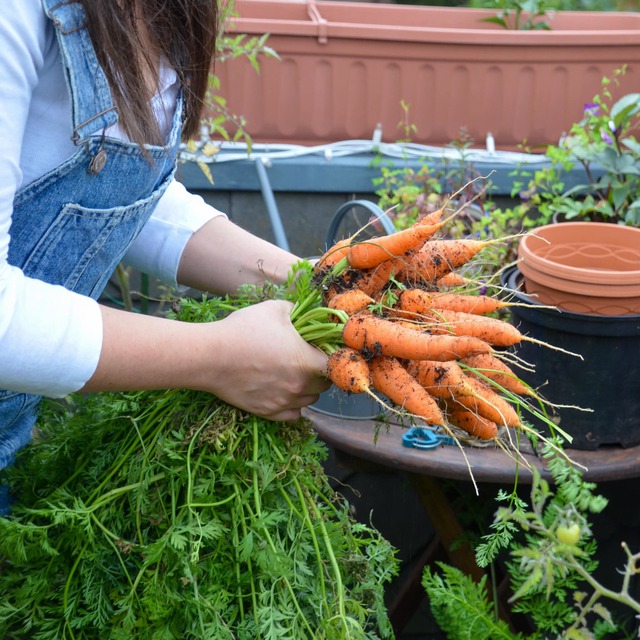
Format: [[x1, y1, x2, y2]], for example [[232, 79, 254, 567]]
[[304, 407, 640, 485]]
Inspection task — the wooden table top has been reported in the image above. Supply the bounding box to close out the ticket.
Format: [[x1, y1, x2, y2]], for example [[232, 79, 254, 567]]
[[304, 407, 640, 485]]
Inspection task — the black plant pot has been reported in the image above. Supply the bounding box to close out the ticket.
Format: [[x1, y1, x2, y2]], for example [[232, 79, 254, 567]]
[[309, 387, 383, 420], [501, 265, 640, 450]]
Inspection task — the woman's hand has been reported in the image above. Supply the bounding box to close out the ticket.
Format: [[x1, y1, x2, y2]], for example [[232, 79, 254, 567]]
[[203, 300, 330, 421], [83, 300, 330, 422]]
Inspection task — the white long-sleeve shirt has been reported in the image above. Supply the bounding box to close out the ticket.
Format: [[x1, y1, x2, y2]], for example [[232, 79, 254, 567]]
[[0, 0, 224, 398]]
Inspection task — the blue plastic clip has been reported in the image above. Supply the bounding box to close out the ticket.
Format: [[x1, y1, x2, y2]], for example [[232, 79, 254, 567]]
[[402, 426, 455, 450]]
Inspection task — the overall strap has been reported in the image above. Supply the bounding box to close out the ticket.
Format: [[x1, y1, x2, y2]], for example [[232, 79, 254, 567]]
[[41, 0, 119, 145]]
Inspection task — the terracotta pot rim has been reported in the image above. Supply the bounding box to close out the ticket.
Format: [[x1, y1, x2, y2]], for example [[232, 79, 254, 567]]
[[518, 260, 640, 298], [503, 265, 640, 320], [519, 222, 640, 286]]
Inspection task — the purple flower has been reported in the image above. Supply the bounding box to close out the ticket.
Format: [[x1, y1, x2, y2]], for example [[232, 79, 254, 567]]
[[584, 103, 599, 116], [601, 130, 613, 145], [519, 186, 535, 201]]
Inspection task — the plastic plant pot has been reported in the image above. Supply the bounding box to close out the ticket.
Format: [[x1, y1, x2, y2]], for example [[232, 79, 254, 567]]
[[309, 387, 385, 420], [501, 265, 640, 450], [517, 222, 640, 315]]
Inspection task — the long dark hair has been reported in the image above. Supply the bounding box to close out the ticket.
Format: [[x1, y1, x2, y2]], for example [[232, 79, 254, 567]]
[[80, 0, 217, 145]]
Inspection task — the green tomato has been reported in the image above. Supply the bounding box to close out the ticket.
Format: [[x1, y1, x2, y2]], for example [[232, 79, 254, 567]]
[[556, 523, 581, 546]]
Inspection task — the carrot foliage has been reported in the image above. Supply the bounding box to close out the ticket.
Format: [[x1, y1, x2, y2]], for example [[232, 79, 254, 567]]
[[0, 291, 397, 640]]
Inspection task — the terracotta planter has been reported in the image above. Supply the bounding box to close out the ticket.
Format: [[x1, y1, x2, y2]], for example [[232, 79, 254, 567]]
[[213, 0, 640, 150], [501, 265, 640, 450], [517, 222, 640, 315]]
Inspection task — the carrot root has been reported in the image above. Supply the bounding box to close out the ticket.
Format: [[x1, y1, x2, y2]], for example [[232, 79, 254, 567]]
[[328, 289, 376, 317], [446, 408, 499, 440], [347, 220, 445, 270], [342, 312, 493, 362], [315, 238, 351, 273], [355, 255, 411, 298], [460, 353, 534, 397], [406, 238, 493, 283], [454, 376, 521, 428], [369, 356, 444, 425], [406, 360, 467, 399], [326, 347, 373, 394], [426, 308, 524, 348]]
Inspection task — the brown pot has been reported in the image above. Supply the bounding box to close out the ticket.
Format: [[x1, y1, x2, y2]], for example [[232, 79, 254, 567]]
[[517, 222, 640, 315], [212, 0, 640, 150]]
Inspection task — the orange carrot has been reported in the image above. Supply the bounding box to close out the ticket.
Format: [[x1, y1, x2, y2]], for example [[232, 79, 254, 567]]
[[393, 288, 434, 319], [406, 238, 493, 282], [326, 347, 373, 394], [408, 358, 517, 430], [436, 272, 470, 289], [445, 407, 498, 440], [342, 312, 492, 361], [347, 221, 444, 270], [369, 356, 443, 425], [427, 308, 523, 347], [389, 304, 581, 359], [355, 254, 409, 297], [328, 289, 375, 316], [460, 353, 533, 396], [429, 293, 509, 315], [414, 206, 446, 227], [405, 360, 467, 399], [315, 238, 351, 273], [394, 289, 509, 319], [452, 375, 521, 427]]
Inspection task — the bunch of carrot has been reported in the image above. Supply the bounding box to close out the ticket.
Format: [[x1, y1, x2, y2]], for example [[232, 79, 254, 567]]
[[307, 206, 560, 443]]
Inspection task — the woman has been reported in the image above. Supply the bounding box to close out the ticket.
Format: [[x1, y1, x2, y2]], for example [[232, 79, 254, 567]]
[[0, 0, 329, 511]]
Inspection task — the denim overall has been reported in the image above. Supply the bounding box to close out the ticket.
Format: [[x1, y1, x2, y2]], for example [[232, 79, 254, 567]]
[[0, 0, 183, 513]]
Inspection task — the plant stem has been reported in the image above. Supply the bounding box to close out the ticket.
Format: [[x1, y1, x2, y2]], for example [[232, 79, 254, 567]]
[[571, 559, 640, 615], [250, 418, 316, 637]]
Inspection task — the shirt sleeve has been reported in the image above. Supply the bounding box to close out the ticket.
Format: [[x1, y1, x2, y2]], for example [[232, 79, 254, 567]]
[[0, 0, 103, 397], [122, 178, 227, 288]]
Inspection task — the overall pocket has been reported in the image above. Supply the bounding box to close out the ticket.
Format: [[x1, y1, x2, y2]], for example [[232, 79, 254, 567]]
[[19, 185, 167, 299]]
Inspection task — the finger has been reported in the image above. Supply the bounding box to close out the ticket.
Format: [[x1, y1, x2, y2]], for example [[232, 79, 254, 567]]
[[299, 393, 321, 408], [304, 377, 331, 396], [263, 392, 323, 421], [265, 408, 303, 422]]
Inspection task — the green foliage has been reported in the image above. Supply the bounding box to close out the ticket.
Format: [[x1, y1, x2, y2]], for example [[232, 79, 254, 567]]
[[467, 0, 638, 19], [475, 0, 556, 30], [373, 163, 443, 231], [201, 29, 278, 150], [422, 448, 640, 639], [422, 563, 521, 639], [0, 292, 397, 640], [517, 68, 640, 228], [187, 0, 279, 158], [372, 124, 492, 233]]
